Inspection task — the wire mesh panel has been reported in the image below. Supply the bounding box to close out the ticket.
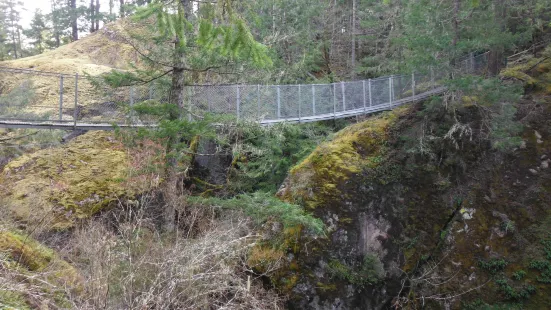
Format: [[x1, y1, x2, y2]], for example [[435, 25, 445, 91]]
[[343, 81, 364, 111], [202, 85, 238, 116], [279, 85, 300, 119], [392, 75, 412, 101], [190, 86, 211, 118], [371, 77, 391, 108], [239, 85, 261, 120], [312, 84, 334, 116], [414, 73, 431, 96], [258, 85, 277, 120], [296, 84, 312, 119]]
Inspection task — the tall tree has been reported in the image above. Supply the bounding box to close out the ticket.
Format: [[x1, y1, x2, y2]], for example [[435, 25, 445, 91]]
[[95, 0, 100, 31], [23, 9, 48, 54], [0, 0, 23, 59], [89, 0, 95, 32], [69, 0, 78, 41]]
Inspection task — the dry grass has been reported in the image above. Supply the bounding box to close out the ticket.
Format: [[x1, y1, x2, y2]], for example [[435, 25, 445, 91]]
[[63, 194, 284, 310]]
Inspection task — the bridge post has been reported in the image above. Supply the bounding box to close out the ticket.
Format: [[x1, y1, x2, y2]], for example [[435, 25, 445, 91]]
[[236, 85, 240, 120], [73, 74, 78, 130], [130, 86, 134, 124], [362, 80, 367, 113], [312, 85, 316, 116], [412, 72, 416, 97], [341, 82, 345, 112], [389, 76, 393, 109], [277, 85, 281, 119], [188, 87, 192, 122], [59, 75, 64, 122], [298, 84, 302, 122], [333, 83, 337, 117], [257, 84, 260, 118], [368, 79, 372, 108], [430, 67, 435, 89]]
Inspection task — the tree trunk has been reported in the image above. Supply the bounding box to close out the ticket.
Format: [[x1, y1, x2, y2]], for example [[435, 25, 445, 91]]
[[70, 0, 78, 41], [488, 0, 507, 75], [95, 0, 100, 30], [351, 0, 356, 78], [9, 11, 17, 59], [90, 0, 95, 32], [452, 0, 460, 49], [120, 0, 124, 17], [170, 0, 192, 112]]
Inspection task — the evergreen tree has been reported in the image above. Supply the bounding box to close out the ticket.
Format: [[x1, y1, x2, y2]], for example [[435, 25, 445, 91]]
[[0, 0, 23, 59], [23, 9, 49, 54]]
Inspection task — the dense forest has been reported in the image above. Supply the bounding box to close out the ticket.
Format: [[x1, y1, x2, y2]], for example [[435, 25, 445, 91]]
[[0, 0, 551, 309]]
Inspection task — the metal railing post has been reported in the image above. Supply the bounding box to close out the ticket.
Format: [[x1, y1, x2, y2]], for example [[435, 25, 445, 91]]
[[312, 85, 316, 116], [412, 72, 416, 97], [207, 86, 211, 113], [389, 76, 393, 109], [277, 85, 281, 119], [187, 87, 193, 122], [129, 86, 135, 124], [59, 75, 64, 122], [257, 84, 260, 118], [368, 79, 373, 108], [73, 74, 78, 129], [236, 85, 240, 120], [333, 83, 337, 117], [298, 84, 302, 122], [430, 67, 435, 89], [362, 80, 367, 113], [341, 81, 345, 112]]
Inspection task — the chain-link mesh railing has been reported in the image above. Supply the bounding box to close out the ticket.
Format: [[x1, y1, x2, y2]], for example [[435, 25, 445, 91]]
[[0, 51, 490, 129]]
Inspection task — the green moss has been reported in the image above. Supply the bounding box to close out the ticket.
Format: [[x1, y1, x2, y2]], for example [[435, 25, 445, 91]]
[[328, 255, 384, 288], [0, 230, 82, 309], [0, 290, 31, 310], [1, 131, 132, 230], [0, 231, 53, 271], [282, 107, 407, 208], [500, 51, 551, 95]]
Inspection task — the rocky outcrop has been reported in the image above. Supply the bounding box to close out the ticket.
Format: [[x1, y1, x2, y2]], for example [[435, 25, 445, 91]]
[[0, 131, 132, 230]]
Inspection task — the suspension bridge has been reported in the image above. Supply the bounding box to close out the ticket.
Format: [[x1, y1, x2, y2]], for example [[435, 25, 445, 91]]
[[0, 53, 488, 131]]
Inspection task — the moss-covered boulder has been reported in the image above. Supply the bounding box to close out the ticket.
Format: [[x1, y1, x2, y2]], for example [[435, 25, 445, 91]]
[[281, 108, 404, 208], [0, 131, 131, 230]]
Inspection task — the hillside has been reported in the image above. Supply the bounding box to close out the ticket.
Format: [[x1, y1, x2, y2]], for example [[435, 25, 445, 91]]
[[0, 20, 141, 122], [3, 21, 139, 74]]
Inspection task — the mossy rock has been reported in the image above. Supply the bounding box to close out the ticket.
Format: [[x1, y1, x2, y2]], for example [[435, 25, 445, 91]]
[[501, 46, 551, 95], [280, 107, 407, 208], [0, 131, 131, 230], [0, 230, 83, 309]]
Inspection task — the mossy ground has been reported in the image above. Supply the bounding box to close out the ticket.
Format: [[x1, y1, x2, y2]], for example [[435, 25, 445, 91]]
[[0, 229, 82, 309], [0, 131, 131, 230]]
